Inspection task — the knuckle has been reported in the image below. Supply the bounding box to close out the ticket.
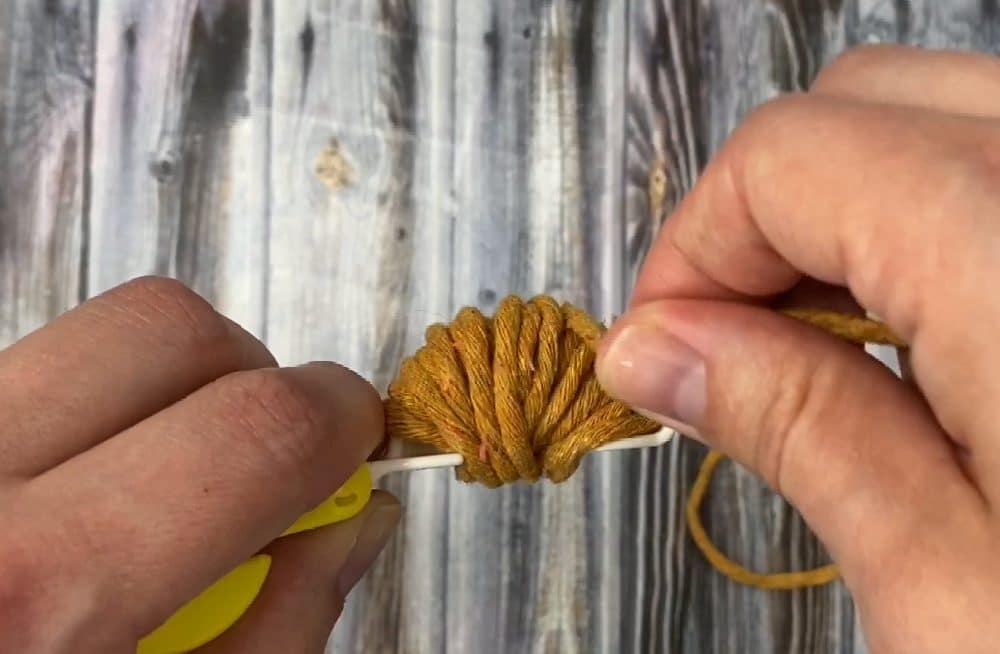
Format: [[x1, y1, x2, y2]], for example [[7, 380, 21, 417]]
[[730, 94, 816, 166], [812, 44, 902, 90], [740, 93, 811, 130], [107, 276, 232, 350], [723, 94, 828, 211], [215, 369, 327, 474]]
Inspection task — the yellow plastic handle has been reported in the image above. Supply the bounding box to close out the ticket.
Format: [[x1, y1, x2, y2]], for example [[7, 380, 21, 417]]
[[137, 465, 373, 654]]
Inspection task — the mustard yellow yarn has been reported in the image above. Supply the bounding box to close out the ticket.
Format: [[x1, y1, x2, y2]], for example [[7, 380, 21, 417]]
[[385, 295, 903, 588], [780, 308, 904, 347], [385, 295, 660, 486], [686, 450, 840, 589]]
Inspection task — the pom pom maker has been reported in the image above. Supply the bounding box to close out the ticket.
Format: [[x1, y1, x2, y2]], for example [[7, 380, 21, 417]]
[[136, 428, 674, 654]]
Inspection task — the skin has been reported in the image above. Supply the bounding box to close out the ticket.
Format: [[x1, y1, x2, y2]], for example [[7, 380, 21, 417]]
[[0, 276, 400, 653], [597, 45, 1000, 653], [1, 43, 996, 654]]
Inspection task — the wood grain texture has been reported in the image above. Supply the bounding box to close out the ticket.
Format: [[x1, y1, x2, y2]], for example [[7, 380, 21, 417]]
[[0, 0, 93, 342], [1, 1, 998, 653]]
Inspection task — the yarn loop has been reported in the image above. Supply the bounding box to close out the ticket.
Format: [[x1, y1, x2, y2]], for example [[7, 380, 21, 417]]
[[686, 450, 840, 589]]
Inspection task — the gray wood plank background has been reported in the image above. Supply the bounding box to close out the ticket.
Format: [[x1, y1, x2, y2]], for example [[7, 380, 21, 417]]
[[1, 1, 996, 652]]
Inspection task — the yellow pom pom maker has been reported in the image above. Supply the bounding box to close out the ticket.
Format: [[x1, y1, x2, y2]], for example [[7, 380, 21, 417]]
[[136, 430, 673, 653]]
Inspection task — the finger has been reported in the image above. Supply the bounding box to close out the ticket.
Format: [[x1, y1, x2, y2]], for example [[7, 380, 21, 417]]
[[628, 93, 1000, 493], [27, 361, 384, 638], [194, 491, 400, 654], [812, 44, 1000, 117], [0, 276, 276, 477], [596, 299, 987, 586]]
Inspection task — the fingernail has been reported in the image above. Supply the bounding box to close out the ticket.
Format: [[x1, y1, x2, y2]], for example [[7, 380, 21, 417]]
[[335, 503, 400, 597], [597, 323, 707, 431]]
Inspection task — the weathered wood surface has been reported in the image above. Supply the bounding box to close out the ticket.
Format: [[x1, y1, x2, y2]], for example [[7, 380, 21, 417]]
[[1, 1, 997, 652]]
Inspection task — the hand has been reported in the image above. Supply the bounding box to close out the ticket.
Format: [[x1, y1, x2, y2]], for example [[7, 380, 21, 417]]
[[596, 45, 1000, 653], [0, 277, 399, 653]]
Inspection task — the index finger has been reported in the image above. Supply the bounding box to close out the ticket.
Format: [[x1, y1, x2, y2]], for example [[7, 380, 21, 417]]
[[628, 93, 1000, 472], [24, 361, 383, 637], [633, 93, 998, 312]]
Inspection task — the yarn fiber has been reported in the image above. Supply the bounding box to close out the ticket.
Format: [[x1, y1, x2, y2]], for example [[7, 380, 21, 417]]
[[385, 295, 660, 486], [384, 293, 905, 591]]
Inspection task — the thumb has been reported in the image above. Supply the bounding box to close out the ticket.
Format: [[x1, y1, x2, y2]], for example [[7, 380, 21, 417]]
[[195, 491, 401, 654], [596, 299, 975, 581]]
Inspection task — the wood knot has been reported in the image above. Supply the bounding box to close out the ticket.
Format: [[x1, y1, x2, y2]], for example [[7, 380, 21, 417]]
[[315, 138, 354, 191], [385, 295, 660, 486]]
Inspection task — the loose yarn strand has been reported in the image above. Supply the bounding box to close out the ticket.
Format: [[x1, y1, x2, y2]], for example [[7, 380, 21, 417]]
[[681, 308, 903, 589], [386, 296, 905, 588], [686, 450, 840, 589]]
